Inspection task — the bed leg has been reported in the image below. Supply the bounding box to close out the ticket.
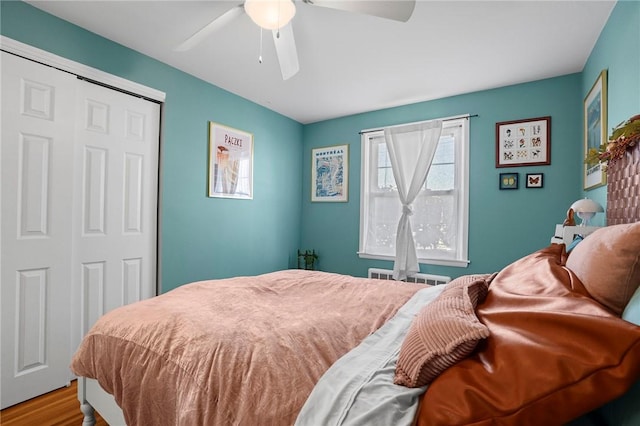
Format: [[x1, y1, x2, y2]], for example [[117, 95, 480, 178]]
[[80, 401, 97, 426]]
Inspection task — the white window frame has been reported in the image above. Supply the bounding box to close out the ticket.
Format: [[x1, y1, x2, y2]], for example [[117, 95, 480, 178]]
[[358, 116, 470, 267]]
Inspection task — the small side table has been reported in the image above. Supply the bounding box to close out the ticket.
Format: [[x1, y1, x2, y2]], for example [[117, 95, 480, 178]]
[[551, 224, 601, 245]]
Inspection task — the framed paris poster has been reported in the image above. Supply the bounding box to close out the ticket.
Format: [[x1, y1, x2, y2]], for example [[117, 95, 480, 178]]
[[208, 122, 253, 199]]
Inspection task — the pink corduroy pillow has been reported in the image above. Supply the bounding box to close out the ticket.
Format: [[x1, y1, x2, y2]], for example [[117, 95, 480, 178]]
[[566, 222, 640, 316], [394, 274, 491, 388]]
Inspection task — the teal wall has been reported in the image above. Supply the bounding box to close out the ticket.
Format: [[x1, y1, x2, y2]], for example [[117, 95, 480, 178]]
[[301, 0, 639, 279], [1, 1, 304, 292], [301, 75, 583, 278], [3, 1, 637, 286], [581, 0, 640, 215]]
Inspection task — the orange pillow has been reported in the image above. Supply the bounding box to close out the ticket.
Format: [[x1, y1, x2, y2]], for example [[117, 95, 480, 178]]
[[394, 275, 491, 388], [416, 244, 640, 426], [566, 222, 640, 315]]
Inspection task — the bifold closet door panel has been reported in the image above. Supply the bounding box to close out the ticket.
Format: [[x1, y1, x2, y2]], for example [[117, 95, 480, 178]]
[[70, 79, 160, 352], [1, 51, 77, 409]]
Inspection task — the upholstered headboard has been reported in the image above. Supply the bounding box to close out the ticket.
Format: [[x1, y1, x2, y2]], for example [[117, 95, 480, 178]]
[[607, 142, 640, 225]]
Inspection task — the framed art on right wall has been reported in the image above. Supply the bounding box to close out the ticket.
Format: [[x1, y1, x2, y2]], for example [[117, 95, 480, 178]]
[[583, 69, 607, 190], [311, 144, 349, 202]]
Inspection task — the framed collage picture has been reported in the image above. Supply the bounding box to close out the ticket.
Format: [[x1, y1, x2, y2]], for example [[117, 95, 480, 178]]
[[496, 116, 551, 168], [311, 144, 348, 202]]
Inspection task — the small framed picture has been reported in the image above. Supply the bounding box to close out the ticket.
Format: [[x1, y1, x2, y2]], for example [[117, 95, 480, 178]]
[[499, 172, 519, 190], [526, 173, 544, 188]]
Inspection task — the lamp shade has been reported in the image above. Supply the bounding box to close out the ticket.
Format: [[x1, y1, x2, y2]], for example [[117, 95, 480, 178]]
[[570, 198, 604, 226], [244, 0, 296, 30]]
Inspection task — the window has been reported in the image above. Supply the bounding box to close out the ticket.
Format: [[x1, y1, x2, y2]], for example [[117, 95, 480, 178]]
[[359, 118, 469, 267]]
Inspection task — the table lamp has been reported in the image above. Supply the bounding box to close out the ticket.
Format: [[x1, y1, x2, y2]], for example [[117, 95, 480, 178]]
[[570, 198, 604, 226]]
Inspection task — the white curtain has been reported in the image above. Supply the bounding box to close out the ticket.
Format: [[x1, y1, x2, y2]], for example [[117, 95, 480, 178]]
[[384, 120, 443, 280]]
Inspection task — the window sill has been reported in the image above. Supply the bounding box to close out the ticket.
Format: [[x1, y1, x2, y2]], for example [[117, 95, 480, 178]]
[[357, 252, 470, 268]]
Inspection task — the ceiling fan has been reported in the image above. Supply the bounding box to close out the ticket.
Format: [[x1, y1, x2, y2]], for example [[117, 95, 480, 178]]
[[175, 0, 416, 80]]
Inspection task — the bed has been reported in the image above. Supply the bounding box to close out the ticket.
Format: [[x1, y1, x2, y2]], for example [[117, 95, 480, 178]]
[[72, 143, 640, 426]]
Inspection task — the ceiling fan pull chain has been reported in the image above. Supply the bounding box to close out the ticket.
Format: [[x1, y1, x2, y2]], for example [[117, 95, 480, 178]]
[[258, 28, 263, 64], [277, 0, 282, 36]]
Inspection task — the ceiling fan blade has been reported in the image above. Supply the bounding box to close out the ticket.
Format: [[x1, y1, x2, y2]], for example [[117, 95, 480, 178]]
[[272, 24, 299, 80], [174, 4, 244, 51], [303, 0, 415, 22]]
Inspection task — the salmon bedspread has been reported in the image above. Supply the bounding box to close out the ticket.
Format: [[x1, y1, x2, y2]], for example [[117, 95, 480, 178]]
[[70, 270, 425, 425]]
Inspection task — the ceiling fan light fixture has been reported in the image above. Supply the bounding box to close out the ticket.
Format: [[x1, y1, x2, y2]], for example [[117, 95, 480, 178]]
[[244, 0, 296, 30]]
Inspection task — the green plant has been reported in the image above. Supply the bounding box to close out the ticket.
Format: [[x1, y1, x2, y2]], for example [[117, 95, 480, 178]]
[[585, 114, 640, 167], [297, 249, 318, 270]]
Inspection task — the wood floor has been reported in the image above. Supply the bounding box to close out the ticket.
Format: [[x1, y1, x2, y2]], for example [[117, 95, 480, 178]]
[[1, 380, 108, 426]]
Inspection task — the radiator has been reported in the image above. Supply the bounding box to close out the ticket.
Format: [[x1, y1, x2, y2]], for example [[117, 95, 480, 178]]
[[367, 268, 451, 286]]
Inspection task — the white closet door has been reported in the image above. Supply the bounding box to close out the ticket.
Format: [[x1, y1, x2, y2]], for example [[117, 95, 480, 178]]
[[70, 79, 159, 351], [1, 52, 77, 409], [1, 51, 160, 409]]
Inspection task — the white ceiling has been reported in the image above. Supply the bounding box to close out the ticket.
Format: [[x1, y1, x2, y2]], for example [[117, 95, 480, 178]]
[[26, 0, 616, 124]]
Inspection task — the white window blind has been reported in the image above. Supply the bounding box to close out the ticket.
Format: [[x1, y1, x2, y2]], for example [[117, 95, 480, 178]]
[[359, 117, 470, 267]]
